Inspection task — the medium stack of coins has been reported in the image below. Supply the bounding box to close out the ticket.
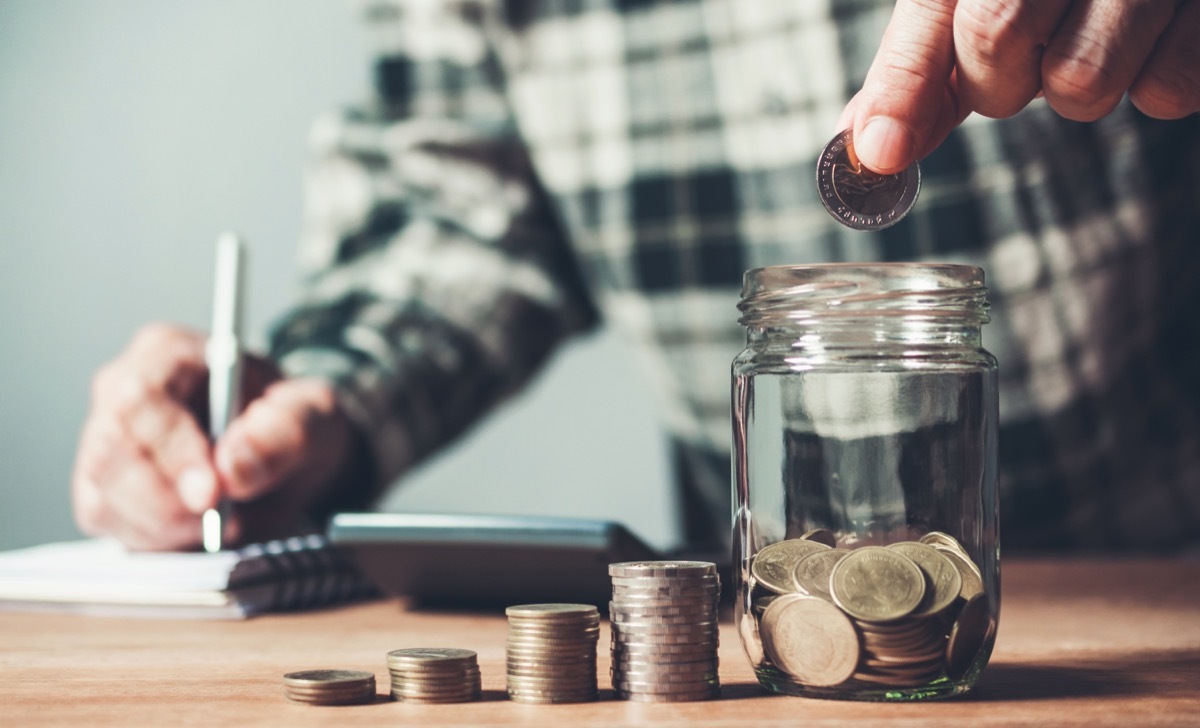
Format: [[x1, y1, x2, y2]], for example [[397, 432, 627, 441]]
[[749, 531, 992, 689], [609, 561, 721, 702], [386, 648, 482, 704], [282, 669, 376, 705], [505, 603, 600, 704]]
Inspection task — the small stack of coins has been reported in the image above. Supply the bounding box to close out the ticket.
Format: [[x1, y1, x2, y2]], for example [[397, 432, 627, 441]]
[[609, 561, 721, 702], [282, 669, 376, 705], [386, 648, 482, 704], [505, 603, 600, 704], [748, 531, 992, 690]]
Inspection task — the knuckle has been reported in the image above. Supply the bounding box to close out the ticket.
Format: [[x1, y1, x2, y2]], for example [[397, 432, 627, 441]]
[[1132, 68, 1200, 120], [77, 418, 123, 478], [74, 508, 104, 537], [132, 322, 178, 349], [90, 364, 117, 403], [111, 372, 156, 415], [71, 478, 107, 536], [131, 323, 203, 374], [1043, 48, 1124, 119], [876, 40, 948, 91], [956, 0, 1023, 67]]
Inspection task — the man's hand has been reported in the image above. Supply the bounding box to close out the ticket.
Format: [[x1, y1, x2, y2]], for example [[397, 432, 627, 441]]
[[839, 0, 1200, 174], [72, 324, 354, 550]]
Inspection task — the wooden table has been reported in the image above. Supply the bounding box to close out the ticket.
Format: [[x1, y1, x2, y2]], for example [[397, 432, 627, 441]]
[[2, 558, 1198, 726]]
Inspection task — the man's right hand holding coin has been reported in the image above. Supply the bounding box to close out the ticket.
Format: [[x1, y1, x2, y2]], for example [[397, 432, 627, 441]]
[[71, 324, 356, 551], [840, 0, 1200, 174]]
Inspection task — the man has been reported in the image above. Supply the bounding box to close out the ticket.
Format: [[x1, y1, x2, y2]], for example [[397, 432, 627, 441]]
[[72, 0, 1200, 552]]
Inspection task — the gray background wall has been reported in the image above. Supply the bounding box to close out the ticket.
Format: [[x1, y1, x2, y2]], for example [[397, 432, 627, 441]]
[[0, 0, 677, 551]]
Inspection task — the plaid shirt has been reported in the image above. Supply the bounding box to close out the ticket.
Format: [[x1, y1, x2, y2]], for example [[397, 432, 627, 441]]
[[270, 0, 1200, 551]]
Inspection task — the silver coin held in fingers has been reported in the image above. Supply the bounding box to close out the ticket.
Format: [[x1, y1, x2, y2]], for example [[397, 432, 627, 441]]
[[817, 129, 920, 231]]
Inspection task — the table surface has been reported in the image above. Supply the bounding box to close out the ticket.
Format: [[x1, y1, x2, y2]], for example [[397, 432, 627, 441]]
[[2, 557, 1198, 727]]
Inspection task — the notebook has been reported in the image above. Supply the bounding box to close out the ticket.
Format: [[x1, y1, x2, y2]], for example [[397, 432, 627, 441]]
[[0, 534, 376, 619]]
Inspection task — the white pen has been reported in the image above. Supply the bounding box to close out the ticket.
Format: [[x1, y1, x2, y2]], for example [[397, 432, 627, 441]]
[[201, 233, 245, 553]]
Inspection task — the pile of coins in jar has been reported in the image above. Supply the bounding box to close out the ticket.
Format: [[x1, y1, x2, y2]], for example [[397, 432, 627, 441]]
[[742, 530, 993, 689]]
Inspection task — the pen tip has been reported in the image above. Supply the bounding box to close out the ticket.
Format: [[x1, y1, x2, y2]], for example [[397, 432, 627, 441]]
[[202, 509, 223, 553]]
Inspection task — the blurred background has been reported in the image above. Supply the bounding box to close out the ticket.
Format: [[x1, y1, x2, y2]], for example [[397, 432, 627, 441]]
[[0, 0, 676, 551]]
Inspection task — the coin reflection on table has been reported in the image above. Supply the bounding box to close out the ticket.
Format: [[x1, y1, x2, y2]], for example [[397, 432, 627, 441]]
[[816, 129, 921, 231]]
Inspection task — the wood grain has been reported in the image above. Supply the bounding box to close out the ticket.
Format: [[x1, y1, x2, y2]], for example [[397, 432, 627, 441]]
[[2, 557, 1198, 726]]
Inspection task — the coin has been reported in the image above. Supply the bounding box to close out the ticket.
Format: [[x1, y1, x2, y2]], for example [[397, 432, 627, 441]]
[[386, 648, 477, 667], [613, 677, 720, 694], [283, 669, 375, 687], [611, 662, 719, 679], [611, 646, 721, 662], [753, 595, 778, 615], [816, 128, 921, 231], [611, 574, 721, 587], [946, 593, 992, 679], [759, 595, 860, 687], [800, 528, 838, 547], [609, 561, 717, 578], [506, 603, 599, 619], [614, 671, 715, 686], [918, 531, 968, 554], [507, 692, 599, 704], [392, 682, 480, 695], [614, 688, 720, 702], [392, 694, 481, 704], [852, 668, 938, 686], [829, 546, 926, 622], [886, 542, 962, 617], [932, 546, 984, 600], [612, 585, 721, 599], [791, 548, 848, 600], [609, 619, 718, 634], [609, 600, 716, 616], [751, 539, 831, 594], [282, 669, 376, 705]]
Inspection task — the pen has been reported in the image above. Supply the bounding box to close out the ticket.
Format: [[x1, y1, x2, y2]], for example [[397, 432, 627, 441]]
[[201, 232, 245, 553]]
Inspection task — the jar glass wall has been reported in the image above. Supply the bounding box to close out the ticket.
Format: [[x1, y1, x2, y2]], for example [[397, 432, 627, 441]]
[[731, 264, 999, 701]]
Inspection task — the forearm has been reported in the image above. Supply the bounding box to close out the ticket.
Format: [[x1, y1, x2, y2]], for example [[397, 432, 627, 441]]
[[271, 1, 598, 507]]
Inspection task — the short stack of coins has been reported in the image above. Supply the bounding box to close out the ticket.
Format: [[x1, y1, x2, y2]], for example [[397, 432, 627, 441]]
[[282, 669, 376, 705], [386, 648, 481, 704], [609, 561, 721, 702], [505, 603, 600, 704], [748, 530, 993, 689]]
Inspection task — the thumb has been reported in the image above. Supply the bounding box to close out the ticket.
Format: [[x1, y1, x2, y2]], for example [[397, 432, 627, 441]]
[[214, 378, 345, 502], [849, 0, 963, 174], [214, 386, 308, 501]]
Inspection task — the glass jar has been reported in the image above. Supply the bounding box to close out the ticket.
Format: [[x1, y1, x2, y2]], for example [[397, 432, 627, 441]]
[[731, 264, 999, 701]]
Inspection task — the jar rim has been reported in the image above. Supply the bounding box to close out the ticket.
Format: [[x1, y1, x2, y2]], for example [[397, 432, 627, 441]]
[[738, 263, 989, 327]]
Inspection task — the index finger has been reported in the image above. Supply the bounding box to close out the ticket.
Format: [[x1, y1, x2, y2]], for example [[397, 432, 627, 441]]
[[849, 0, 962, 174]]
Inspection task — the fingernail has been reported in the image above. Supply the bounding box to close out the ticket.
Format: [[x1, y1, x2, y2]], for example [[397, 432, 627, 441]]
[[856, 117, 916, 174], [178, 468, 216, 513]]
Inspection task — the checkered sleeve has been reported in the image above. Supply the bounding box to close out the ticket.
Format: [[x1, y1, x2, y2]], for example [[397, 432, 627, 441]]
[[268, 0, 598, 509]]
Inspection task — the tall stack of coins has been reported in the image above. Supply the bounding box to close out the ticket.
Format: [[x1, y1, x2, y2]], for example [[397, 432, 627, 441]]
[[282, 669, 376, 705], [505, 603, 600, 704], [749, 531, 992, 690], [608, 561, 721, 702], [386, 648, 482, 704]]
